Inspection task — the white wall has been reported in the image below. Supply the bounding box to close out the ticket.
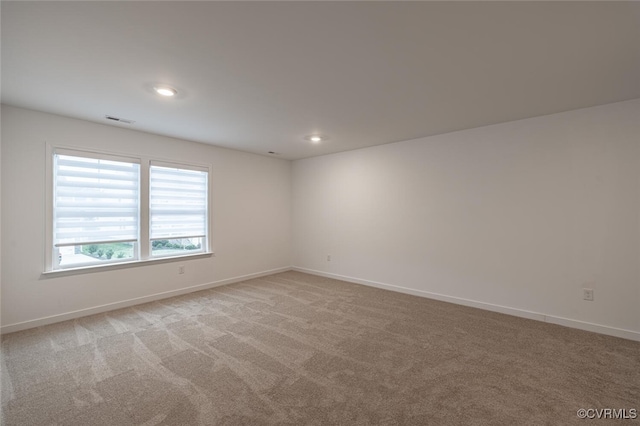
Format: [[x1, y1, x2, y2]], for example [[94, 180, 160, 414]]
[[3, 100, 639, 340], [1, 105, 291, 331], [292, 99, 640, 340]]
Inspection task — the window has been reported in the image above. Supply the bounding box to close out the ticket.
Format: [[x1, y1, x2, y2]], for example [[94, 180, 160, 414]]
[[149, 163, 208, 258], [48, 148, 210, 271]]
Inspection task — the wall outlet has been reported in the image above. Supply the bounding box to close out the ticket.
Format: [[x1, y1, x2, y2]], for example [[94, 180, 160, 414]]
[[583, 288, 594, 301], [327, 254, 331, 262], [178, 265, 185, 275]]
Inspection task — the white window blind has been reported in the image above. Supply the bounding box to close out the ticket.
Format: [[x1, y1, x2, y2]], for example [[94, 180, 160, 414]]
[[149, 164, 208, 241], [53, 153, 140, 247]]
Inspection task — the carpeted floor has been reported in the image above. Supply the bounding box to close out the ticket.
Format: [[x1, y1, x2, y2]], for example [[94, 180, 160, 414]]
[[1, 271, 639, 425]]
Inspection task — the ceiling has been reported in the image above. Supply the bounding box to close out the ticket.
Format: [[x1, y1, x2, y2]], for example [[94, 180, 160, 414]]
[[2, 2, 639, 160]]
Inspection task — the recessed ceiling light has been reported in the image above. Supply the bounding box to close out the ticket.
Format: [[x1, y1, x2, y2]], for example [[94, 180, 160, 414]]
[[305, 135, 328, 144], [153, 85, 177, 97]]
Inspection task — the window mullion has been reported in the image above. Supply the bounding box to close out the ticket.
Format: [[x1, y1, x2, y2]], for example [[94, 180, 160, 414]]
[[139, 158, 150, 261]]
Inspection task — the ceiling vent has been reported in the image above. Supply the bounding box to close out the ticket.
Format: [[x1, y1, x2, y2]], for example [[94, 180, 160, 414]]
[[105, 115, 135, 124]]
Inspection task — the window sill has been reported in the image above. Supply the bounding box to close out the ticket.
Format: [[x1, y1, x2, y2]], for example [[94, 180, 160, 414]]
[[41, 252, 215, 278]]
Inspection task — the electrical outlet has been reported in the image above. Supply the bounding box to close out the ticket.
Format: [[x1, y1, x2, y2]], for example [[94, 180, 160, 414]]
[[327, 254, 331, 262], [178, 265, 185, 275], [583, 288, 594, 301]]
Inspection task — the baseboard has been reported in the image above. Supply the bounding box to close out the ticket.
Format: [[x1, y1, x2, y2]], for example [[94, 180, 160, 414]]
[[5, 266, 639, 342], [1, 266, 292, 334], [292, 266, 640, 342]]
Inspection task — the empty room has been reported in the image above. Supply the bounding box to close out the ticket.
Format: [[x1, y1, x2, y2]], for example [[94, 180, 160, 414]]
[[1, 1, 639, 425]]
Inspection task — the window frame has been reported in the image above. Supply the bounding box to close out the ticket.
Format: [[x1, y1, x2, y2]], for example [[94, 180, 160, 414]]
[[45, 145, 213, 274]]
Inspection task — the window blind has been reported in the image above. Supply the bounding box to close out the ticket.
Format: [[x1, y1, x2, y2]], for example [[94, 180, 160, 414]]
[[149, 164, 208, 240], [53, 153, 140, 247]]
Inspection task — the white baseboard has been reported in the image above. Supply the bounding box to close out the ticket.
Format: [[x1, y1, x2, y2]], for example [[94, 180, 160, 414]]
[[5, 266, 639, 342], [1, 266, 292, 334], [292, 266, 640, 342]]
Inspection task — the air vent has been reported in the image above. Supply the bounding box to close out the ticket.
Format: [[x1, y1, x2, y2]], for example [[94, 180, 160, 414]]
[[105, 115, 135, 124]]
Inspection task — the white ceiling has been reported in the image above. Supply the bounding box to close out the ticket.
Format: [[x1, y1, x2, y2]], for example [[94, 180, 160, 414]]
[[2, 1, 639, 160]]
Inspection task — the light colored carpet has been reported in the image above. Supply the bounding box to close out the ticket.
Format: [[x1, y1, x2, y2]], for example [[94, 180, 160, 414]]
[[1, 271, 639, 425]]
